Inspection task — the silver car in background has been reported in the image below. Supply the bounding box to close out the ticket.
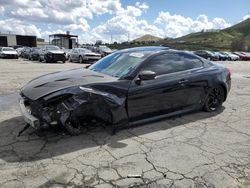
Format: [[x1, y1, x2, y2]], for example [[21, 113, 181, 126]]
[[223, 52, 240, 61], [0, 47, 18, 59], [68, 48, 101, 63]]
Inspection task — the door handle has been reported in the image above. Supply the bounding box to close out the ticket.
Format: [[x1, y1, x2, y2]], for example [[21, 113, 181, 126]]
[[178, 79, 189, 84]]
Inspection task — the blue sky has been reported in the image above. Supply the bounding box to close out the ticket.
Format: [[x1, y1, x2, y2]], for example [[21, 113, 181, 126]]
[[138, 0, 249, 23], [0, 0, 249, 43]]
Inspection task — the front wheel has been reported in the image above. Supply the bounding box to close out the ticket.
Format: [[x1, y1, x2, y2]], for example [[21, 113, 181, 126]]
[[64, 120, 82, 136], [203, 85, 225, 112], [79, 56, 84, 64]]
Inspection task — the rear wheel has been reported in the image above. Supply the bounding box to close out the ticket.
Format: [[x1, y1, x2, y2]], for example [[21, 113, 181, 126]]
[[203, 85, 225, 112]]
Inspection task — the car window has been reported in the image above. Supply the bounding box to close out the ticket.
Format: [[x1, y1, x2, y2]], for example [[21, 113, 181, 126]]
[[46, 46, 60, 51], [142, 53, 203, 76], [2, 48, 15, 51]]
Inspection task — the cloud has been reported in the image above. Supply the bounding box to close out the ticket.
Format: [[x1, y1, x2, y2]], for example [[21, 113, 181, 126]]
[[0, 6, 5, 15], [89, 2, 163, 43], [0, 0, 236, 44], [155, 12, 231, 38], [0, 19, 41, 36], [243, 14, 250, 20]]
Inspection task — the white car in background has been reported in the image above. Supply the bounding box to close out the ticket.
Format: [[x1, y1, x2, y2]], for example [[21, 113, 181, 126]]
[[68, 48, 101, 63], [0, 47, 18, 59], [224, 52, 240, 61]]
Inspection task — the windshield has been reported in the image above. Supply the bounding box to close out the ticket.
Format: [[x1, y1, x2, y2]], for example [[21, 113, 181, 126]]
[[31, 48, 39, 52], [46, 46, 60, 50], [89, 52, 147, 78], [100, 46, 111, 51], [79, 48, 92, 53], [3, 48, 15, 51]]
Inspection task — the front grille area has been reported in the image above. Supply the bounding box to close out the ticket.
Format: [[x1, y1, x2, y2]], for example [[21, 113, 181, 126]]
[[53, 54, 65, 60]]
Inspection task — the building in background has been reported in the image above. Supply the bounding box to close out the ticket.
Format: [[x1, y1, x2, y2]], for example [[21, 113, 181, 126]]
[[37, 38, 49, 47], [49, 31, 78, 49], [0, 33, 37, 47]]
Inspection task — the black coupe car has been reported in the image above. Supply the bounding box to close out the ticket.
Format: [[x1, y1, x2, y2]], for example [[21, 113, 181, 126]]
[[19, 46, 231, 135], [39, 45, 66, 63]]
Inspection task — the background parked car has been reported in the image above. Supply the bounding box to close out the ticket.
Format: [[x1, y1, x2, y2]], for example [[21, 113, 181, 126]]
[[95, 45, 113, 57], [28, 47, 40, 61], [68, 48, 101, 63], [223, 52, 240, 61], [21, 47, 31, 59], [241, 52, 250, 60], [194, 50, 218, 60], [0, 47, 18, 59], [62, 49, 71, 60], [215, 52, 229, 61], [234, 52, 250, 61], [39, 45, 66, 63], [20, 47, 31, 59], [16, 47, 24, 57]]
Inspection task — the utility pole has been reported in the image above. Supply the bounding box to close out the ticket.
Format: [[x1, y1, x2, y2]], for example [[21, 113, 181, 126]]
[[110, 34, 113, 44]]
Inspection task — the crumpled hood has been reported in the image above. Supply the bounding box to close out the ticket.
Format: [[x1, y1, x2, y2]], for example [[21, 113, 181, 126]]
[[48, 50, 64, 54], [21, 68, 117, 100], [2, 51, 17, 55]]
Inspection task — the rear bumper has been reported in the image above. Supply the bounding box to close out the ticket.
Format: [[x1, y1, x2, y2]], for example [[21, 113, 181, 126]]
[[19, 98, 40, 128]]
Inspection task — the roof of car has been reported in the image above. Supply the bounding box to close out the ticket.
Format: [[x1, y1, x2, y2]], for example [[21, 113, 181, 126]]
[[118, 46, 169, 53]]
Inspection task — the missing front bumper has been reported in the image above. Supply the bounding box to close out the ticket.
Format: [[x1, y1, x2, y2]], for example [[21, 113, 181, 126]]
[[19, 98, 40, 128]]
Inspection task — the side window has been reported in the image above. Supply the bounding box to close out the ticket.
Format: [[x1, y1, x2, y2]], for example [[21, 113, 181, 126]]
[[142, 53, 203, 76]]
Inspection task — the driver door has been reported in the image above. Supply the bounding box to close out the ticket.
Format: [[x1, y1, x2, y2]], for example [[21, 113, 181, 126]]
[[127, 52, 205, 122]]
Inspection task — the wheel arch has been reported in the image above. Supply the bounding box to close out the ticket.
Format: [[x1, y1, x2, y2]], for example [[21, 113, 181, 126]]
[[218, 82, 228, 101]]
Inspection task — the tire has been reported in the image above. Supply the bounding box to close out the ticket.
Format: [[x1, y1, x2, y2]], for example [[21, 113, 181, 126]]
[[64, 120, 82, 136], [203, 85, 225, 112], [79, 56, 84, 64], [69, 56, 72, 62], [39, 57, 42, 62], [45, 58, 50, 63], [62, 60, 65, 63]]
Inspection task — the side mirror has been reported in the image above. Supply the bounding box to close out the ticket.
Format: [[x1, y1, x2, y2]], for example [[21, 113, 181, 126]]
[[138, 70, 156, 81]]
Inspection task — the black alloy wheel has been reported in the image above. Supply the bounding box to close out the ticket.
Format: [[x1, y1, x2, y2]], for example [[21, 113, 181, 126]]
[[203, 86, 225, 112]]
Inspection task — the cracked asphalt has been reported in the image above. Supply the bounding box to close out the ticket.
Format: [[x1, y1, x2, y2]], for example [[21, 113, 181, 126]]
[[0, 58, 250, 188]]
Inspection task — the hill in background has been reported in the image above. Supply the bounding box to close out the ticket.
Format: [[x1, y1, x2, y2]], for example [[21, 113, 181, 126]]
[[163, 18, 250, 51], [109, 18, 250, 51], [133, 34, 162, 42]]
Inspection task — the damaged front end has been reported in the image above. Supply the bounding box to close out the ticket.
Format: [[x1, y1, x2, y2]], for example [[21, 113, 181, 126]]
[[19, 86, 127, 135]]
